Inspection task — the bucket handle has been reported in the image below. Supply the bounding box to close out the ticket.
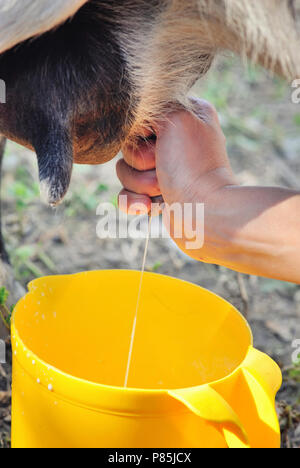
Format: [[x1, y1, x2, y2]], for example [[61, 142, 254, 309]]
[[242, 347, 282, 398], [168, 385, 250, 448]]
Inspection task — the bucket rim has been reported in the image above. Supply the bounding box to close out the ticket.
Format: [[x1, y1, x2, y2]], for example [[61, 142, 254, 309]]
[[11, 270, 255, 413]]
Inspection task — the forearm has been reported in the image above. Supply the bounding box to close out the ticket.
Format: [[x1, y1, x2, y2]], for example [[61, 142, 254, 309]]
[[117, 102, 300, 284], [202, 186, 300, 283]]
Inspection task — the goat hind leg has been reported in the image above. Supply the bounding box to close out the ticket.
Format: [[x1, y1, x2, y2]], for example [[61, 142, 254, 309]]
[[196, 0, 300, 80]]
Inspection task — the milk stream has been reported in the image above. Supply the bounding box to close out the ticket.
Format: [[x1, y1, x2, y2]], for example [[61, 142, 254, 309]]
[[124, 215, 152, 388]]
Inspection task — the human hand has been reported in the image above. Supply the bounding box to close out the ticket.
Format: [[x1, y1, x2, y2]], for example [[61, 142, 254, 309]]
[[117, 99, 236, 258], [116, 99, 300, 283]]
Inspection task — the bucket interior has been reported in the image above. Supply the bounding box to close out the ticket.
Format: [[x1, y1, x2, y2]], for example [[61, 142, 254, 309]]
[[13, 270, 252, 390]]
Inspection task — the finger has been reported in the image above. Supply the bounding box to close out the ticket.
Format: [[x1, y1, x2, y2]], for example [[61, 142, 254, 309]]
[[116, 158, 161, 197], [118, 189, 151, 215], [122, 141, 156, 171]]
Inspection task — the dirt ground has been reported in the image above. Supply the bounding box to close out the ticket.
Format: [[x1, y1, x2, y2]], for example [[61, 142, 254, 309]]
[[0, 56, 300, 448]]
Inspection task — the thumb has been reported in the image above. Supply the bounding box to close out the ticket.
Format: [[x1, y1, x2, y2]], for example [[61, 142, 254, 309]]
[[156, 100, 231, 205], [155, 109, 207, 205]]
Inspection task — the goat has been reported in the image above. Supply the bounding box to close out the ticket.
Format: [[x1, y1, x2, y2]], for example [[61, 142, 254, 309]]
[[0, 0, 299, 310]]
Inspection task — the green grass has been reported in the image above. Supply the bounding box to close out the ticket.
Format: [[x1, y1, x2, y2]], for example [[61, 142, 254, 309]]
[[0, 286, 14, 329], [7, 167, 40, 213], [287, 363, 300, 384], [64, 182, 109, 217]]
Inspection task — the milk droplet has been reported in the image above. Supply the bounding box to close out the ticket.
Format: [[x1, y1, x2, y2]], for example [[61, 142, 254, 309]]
[[48, 384, 53, 392], [32, 360, 35, 365], [37, 378, 41, 384]]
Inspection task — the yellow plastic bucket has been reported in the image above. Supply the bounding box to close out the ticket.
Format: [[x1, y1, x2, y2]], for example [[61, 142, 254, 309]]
[[11, 270, 282, 448]]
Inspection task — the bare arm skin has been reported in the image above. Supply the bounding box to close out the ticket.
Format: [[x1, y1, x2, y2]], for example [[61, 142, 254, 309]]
[[117, 99, 300, 284]]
